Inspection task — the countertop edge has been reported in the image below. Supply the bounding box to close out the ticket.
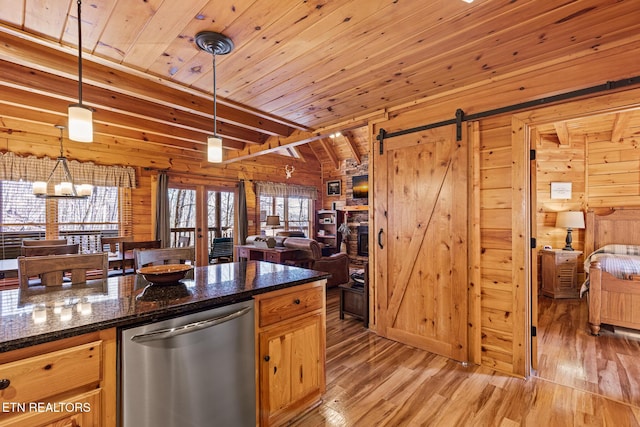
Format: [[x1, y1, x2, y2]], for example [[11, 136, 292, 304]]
[[0, 272, 329, 353]]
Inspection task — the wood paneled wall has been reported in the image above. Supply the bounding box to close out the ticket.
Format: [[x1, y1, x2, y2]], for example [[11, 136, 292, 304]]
[[370, 39, 640, 377], [0, 132, 323, 240]]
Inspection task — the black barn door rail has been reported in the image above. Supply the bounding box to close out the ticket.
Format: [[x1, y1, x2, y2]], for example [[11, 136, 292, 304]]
[[377, 75, 640, 152]]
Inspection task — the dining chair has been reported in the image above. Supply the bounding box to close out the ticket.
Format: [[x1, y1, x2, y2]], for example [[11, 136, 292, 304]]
[[21, 244, 79, 257], [101, 236, 133, 253], [18, 252, 108, 288], [21, 238, 67, 246], [177, 235, 191, 247], [134, 247, 195, 270], [118, 240, 162, 274]]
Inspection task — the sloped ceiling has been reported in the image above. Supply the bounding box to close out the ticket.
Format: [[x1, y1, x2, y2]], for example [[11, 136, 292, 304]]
[[0, 0, 639, 165]]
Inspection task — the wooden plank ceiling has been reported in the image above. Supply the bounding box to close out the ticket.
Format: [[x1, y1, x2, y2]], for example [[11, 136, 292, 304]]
[[0, 0, 639, 165]]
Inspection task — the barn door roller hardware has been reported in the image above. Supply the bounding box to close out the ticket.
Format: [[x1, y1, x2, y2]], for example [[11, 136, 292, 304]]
[[376, 75, 640, 151]]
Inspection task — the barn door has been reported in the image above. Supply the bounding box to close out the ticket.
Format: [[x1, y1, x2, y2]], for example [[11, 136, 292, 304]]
[[375, 124, 468, 362]]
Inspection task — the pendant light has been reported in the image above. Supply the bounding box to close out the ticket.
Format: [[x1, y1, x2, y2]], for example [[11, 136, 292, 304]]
[[68, 0, 93, 143], [33, 125, 93, 199], [195, 31, 234, 163]]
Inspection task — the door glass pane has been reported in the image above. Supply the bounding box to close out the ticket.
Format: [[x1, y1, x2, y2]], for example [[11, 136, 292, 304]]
[[207, 190, 235, 252], [168, 188, 196, 247]]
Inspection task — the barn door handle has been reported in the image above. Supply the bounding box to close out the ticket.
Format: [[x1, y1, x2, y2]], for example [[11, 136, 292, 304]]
[[378, 228, 384, 249]]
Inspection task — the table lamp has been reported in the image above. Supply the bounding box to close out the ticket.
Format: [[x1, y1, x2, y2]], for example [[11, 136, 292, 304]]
[[555, 211, 585, 251], [266, 215, 281, 236]]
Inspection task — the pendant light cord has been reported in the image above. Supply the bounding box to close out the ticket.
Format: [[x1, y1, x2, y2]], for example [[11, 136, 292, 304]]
[[77, 0, 83, 106], [213, 51, 217, 136]]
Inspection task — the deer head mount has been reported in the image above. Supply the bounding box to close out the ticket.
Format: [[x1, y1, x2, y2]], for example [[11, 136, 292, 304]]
[[285, 165, 295, 179]]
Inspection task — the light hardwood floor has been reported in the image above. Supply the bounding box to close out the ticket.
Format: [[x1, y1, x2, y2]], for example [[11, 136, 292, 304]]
[[536, 295, 640, 408], [292, 289, 640, 426]]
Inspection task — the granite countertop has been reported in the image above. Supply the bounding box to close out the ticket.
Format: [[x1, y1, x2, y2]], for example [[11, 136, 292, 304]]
[[0, 261, 329, 352]]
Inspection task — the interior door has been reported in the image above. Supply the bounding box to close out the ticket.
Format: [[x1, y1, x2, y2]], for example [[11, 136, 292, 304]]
[[375, 124, 468, 361]]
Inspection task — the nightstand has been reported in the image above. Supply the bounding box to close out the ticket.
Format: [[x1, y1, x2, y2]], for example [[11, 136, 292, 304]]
[[541, 249, 582, 298]]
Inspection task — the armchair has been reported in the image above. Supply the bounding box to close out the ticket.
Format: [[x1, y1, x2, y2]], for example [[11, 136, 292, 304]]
[[282, 237, 350, 288]]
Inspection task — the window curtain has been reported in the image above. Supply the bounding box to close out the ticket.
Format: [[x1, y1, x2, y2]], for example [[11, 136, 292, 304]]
[[155, 172, 170, 248], [254, 181, 317, 200], [0, 152, 136, 188], [237, 180, 248, 245]]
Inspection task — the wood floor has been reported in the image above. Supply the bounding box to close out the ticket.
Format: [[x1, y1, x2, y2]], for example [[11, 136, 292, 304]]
[[292, 289, 640, 426]]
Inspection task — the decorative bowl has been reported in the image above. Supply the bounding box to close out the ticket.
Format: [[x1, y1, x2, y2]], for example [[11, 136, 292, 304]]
[[136, 264, 193, 285]]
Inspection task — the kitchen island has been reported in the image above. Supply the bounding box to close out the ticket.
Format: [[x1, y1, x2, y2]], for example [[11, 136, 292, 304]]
[[0, 261, 329, 426]]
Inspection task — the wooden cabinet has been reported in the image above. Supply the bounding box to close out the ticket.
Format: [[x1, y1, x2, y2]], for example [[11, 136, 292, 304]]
[[0, 329, 116, 427], [315, 210, 343, 255], [254, 280, 327, 427], [541, 249, 582, 298]]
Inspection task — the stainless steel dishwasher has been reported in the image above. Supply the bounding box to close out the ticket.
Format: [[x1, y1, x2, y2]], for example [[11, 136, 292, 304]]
[[119, 300, 255, 427]]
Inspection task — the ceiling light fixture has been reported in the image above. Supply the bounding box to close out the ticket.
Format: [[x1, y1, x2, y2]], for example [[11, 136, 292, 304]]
[[195, 31, 234, 163], [68, 0, 93, 143], [33, 125, 93, 199]]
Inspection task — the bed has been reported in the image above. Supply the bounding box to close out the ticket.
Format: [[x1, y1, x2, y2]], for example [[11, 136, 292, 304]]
[[584, 208, 640, 335]]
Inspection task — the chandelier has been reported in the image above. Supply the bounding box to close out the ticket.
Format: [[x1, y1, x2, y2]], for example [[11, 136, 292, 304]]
[[195, 31, 234, 163], [68, 0, 93, 143], [32, 125, 93, 199]]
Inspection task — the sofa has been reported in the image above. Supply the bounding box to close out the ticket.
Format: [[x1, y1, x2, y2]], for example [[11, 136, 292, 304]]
[[243, 235, 350, 287], [282, 237, 350, 288]]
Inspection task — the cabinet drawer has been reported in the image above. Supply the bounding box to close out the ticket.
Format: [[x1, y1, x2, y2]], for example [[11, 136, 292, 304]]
[[0, 341, 102, 405], [237, 247, 250, 259], [257, 285, 323, 328], [264, 252, 280, 263]]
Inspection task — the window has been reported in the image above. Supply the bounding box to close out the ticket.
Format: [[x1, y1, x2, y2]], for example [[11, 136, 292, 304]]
[[57, 186, 120, 252], [259, 196, 310, 236], [0, 180, 120, 258]]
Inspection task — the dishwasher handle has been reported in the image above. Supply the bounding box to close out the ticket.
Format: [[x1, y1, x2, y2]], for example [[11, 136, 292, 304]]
[[130, 305, 252, 343]]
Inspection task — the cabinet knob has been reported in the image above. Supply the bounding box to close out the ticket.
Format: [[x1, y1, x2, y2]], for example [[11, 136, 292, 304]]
[[294, 298, 301, 305], [264, 355, 270, 362], [0, 379, 10, 390]]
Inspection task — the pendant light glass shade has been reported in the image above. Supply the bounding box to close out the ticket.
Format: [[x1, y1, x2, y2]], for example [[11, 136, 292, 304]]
[[207, 136, 223, 163], [68, 104, 93, 143]]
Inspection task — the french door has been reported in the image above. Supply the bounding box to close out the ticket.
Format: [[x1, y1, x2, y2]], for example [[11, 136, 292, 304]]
[[168, 184, 234, 266]]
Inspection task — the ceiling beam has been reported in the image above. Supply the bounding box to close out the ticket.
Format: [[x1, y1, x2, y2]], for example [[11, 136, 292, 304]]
[[553, 122, 570, 146], [319, 138, 340, 170], [0, 28, 301, 138], [611, 111, 632, 142], [342, 132, 362, 165], [222, 110, 385, 162]]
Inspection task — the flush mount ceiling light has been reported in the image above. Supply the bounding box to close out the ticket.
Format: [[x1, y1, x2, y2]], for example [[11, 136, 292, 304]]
[[195, 31, 234, 163], [33, 125, 93, 199], [68, 0, 93, 143]]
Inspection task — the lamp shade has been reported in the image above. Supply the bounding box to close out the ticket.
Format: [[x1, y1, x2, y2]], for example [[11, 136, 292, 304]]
[[555, 211, 585, 229], [68, 104, 93, 142], [266, 215, 281, 226], [207, 136, 223, 163]]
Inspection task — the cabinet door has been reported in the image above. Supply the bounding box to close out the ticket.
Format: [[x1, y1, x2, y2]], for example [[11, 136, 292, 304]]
[[258, 314, 324, 427], [1, 389, 101, 427], [555, 254, 578, 294]]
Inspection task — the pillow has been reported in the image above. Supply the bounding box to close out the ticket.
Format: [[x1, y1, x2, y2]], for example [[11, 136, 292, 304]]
[[600, 244, 640, 255]]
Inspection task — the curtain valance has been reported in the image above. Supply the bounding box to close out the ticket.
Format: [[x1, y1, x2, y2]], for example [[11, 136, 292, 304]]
[[0, 152, 137, 188], [255, 181, 317, 200]]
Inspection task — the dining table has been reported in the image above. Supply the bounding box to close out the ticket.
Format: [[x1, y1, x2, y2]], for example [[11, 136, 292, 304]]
[[0, 252, 127, 279]]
